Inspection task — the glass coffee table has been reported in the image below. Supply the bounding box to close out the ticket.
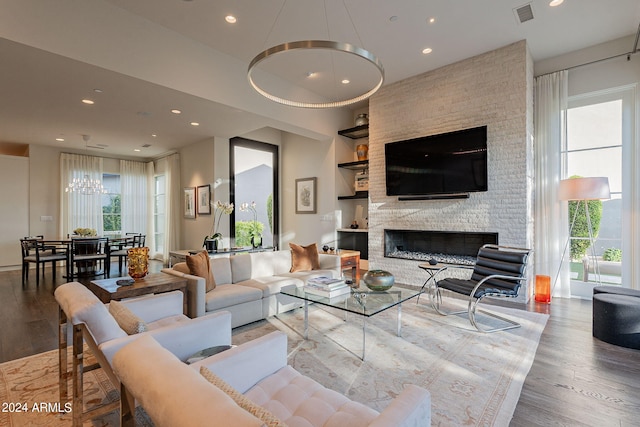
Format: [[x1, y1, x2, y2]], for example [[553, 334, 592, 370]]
[[279, 285, 422, 360]]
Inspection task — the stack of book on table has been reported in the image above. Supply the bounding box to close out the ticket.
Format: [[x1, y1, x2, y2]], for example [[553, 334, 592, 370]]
[[304, 276, 351, 299]]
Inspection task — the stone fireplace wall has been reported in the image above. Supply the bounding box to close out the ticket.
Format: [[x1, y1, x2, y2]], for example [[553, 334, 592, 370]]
[[367, 40, 534, 302]]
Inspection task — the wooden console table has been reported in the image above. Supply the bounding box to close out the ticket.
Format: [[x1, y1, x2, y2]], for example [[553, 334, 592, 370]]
[[89, 272, 188, 314]]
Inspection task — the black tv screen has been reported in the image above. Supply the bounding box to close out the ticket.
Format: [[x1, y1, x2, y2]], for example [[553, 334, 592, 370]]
[[385, 126, 488, 197]]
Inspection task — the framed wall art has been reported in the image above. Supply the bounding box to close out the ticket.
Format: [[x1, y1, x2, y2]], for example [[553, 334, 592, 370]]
[[184, 187, 196, 219], [295, 177, 317, 214], [197, 184, 211, 215]]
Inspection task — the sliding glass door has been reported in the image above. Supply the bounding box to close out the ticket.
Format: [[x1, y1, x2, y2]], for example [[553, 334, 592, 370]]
[[563, 86, 635, 292]]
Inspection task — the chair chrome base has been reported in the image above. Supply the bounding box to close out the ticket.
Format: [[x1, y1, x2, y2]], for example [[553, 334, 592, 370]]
[[429, 287, 521, 333]]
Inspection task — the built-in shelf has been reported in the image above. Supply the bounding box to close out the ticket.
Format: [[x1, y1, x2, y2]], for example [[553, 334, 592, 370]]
[[338, 191, 368, 200], [338, 124, 369, 139], [337, 160, 368, 170]]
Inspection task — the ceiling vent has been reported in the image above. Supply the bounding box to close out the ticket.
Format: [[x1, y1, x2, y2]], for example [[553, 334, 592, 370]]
[[514, 3, 534, 24]]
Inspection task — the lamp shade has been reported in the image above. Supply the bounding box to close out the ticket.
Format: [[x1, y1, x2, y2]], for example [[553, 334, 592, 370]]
[[558, 177, 610, 201]]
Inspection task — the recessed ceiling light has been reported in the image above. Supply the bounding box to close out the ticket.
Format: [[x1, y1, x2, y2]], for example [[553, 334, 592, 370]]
[[428, 17, 436, 24], [82, 99, 94, 105], [170, 109, 182, 114], [225, 15, 237, 24], [549, 0, 564, 6], [93, 88, 103, 93], [56, 137, 65, 142], [134, 149, 141, 152], [341, 79, 350, 84], [389, 16, 398, 22], [190, 122, 200, 126], [151, 134, 157, 137], [422, 47, 433, 55], [306, 71, 316, 78]]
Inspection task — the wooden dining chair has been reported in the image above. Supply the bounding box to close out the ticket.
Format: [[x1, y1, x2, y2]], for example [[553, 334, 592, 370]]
[[109, 235, 138, 277], [20, 238, 67, 286], [68, 237, 110, 280]]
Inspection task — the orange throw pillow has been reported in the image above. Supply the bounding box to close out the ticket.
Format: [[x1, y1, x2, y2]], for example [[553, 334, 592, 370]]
[[289, 243, 320, 272], [186, 250, 216, 292]]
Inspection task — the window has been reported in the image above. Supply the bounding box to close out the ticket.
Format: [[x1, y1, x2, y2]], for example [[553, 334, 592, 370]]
[[101, 173, 121, 238], [564, 87, 633, 289], [154, 175, 166, 254], [230, 138, 279, 249]]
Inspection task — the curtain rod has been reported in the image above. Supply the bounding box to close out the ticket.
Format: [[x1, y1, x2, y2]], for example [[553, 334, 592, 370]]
[[536, 21, 640, 78], [535, 49, 638, 78]]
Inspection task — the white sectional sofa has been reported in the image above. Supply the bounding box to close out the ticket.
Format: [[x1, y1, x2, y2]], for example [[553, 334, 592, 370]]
[[113, 331, 432, 427], [54, 282, 232, 426], [161, 249, 341, 327]]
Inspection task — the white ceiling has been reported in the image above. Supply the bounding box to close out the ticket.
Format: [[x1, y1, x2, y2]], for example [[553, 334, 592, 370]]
[[1, 0, 639, 159]]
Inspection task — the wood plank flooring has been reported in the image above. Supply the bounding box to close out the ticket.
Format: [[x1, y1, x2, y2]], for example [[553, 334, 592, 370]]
[[1, 264, 638, 426]]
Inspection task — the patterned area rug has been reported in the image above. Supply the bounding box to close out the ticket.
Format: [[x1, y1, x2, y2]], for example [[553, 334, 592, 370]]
[[0, 299, 547, 426]]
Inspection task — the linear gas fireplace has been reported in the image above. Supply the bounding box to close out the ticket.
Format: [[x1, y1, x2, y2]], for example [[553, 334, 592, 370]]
[[384, 229, 498, 265]]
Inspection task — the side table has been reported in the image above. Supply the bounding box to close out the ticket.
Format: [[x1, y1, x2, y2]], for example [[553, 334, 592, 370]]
[[417, 262, 474, 304], [88, 272, 188, 314], [323, 250, 360, 283]]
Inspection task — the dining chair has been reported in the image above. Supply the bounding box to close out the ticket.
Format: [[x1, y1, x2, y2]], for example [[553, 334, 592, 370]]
[[68, 237, 110, 280], [109, 235, 138, 277], [20, 238, 67, 286]]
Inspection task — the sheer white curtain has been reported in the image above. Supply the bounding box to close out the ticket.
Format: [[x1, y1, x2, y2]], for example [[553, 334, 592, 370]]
[[146, 161, 156, 257], [155, 153, 181, 263], [59, 153, 104, 237], [534, 70, 571, 297], [120, 160, 148, 234]]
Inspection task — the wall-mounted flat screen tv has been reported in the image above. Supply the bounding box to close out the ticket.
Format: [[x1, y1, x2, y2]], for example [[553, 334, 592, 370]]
[[385, 125, 488, 197]]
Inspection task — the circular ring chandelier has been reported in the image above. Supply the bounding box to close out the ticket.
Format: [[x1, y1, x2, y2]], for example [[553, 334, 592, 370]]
[[248, 40, 384, 109]]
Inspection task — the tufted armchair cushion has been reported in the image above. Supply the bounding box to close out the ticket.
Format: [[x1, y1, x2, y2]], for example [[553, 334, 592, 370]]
[[247, 365, 378, 427]]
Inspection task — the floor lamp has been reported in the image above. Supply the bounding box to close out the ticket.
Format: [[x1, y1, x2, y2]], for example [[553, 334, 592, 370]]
[[554, 177, 611, 292]]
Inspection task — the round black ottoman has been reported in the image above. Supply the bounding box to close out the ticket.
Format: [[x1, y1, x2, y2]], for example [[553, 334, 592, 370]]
[[593, 285, 640, 298], [593, 293, 640, 350]]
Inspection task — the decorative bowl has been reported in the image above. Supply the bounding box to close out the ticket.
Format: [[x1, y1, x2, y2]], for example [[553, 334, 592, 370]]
[[363, 270, 395, 291]]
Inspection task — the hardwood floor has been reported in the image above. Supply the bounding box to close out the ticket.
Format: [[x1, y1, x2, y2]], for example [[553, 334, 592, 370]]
[[1, 264, 638, 426]]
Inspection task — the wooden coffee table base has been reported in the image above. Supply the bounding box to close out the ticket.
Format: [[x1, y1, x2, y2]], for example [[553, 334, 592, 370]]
[[89, 273, 188, 314]]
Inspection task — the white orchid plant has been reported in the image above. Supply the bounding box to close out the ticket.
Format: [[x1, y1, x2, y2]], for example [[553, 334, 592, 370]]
[[239, 201, 260, 236], [205, 200, 234, 243]]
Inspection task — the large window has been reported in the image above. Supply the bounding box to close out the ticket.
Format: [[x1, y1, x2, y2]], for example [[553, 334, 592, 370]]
[[564, 87, 633, 289], [230, 138, 279, 249], [101, 173, 121, 238]]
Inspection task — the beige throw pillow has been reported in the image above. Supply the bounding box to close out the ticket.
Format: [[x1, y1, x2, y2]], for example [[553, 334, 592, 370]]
[[289, 242, 320, 272], [186, 250, 216, 292], [109, 300, 147, 335], [200, 366, 287, 427]]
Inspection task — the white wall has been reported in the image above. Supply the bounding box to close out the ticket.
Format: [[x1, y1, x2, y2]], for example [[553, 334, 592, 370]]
[[0, 155, 28, 267], [281, 132, 337, 250], [29, 145, 62, 239], [180, 138, 215, 250]]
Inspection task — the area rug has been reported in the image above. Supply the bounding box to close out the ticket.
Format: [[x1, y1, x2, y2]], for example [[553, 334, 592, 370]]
[[0, 299, 547, 426]]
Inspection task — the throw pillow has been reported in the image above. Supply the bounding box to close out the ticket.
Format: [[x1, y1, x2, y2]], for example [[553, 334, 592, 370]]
[[200, 367, 286, 427], [289, 242, 320, 272], [109, 300, 147, 335], [186, 250, 216, 292], [172, 262, 190, 275]]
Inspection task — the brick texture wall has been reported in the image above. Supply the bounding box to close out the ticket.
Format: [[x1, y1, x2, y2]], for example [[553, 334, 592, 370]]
[[367, 40, 534, 301]]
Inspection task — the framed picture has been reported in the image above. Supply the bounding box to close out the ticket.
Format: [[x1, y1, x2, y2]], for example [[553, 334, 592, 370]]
[[197, 184, 211, 215], [295, 177, 317, 214], [184, 187, 196, 219]]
